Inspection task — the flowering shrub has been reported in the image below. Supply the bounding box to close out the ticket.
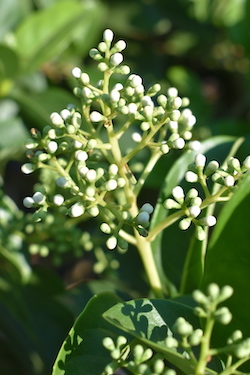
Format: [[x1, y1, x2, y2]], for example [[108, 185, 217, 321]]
[[17, 29, 250, 375]]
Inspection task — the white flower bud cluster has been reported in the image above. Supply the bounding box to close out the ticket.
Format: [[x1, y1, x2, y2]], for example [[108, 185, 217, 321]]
[[164, 186, 216, 240], [193, 283, 234, 321]]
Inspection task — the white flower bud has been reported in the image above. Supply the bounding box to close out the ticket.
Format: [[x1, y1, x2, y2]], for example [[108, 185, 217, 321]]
[[114, 40, 126, 51], [140, 203, 154, 214], [171, 96, 182, 109], [110, 52, 123, 66], [21, 163, 35, 174], [143, 105, 154, 119], [172, 137, 185, 149], [127, 103, 138, 114], [195, 153, 206, 168], [79, 166, 89, 176], [80, 72, 90, 85], [33, 192, 45, 204], [56, 176, 69, 188], [113, 83, 123, 91], [86, 169, 97, 182], [103, 29, 114, 43], [189, 205, 201, 218], [23, 197, 34, 208], [100, 222, 112, 234], [207, 283, 220, 299], [137, 211, 150, 225], [98, 41, 107, 52], [117, 177, 126, 188], [186, 115, 196, 127], [69, 203, 84, 217], [82, 87, 93, 98], [98, 62, 109, 71], [50, 112, 64, 126], [172, 186, 184, 201], [189, 140, 201, 151], [90, 111, 103, 122], [53, 194, 64, 206], [72, 67, 82, 78], [224, 175, 235, 187], [110, 90, 120, 102], [75, 150, 88, 161], [106, 179, 118, 191], [228, 157, 241, 171], [179, 218, 192, 230], [47, 141, 58, 153], [205, 160, 219, 175], [106, 236, 117, 250], [185, 171, 198, 183], [141, 95, 154, 107], [132, 132, 142, 142], [167, 87, 178, 98], [169, 121, 178, 132], [243, 155, 250, 169], [85, 186, 95, 198], [170, 109, 180, 121], [60, 109, 71, 120], [201, 215, 216, 227], [88, 206, 99, 217], [128, 74, 143, 88], [109, 164, 119, 176]]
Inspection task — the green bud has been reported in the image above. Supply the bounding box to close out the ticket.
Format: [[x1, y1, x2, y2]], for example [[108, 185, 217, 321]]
[[207, 283, 220, 300], [192, 289, 208, 305]]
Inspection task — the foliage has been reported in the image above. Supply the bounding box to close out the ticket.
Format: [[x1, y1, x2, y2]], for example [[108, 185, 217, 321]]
[[1, 1, 250, 375]]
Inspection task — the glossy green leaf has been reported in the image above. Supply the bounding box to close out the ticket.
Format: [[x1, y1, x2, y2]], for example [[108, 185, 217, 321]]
[[202, 171, 250, 353], [15, 0, 105, 72], [52, 292, 128, 375], [150, 136, 236, 293], [104, 298, 220, 375]]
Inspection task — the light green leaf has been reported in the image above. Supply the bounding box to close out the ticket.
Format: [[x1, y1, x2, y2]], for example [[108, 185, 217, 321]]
[[15, 0, 105, 72]]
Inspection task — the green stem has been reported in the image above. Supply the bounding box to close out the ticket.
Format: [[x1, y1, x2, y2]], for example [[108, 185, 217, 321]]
[[195, 315, 215, 375]]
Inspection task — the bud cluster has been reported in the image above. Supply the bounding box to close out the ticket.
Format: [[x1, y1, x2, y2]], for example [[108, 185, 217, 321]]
[[185, 154, 250, 188], [193, 283, 234, 323], [102, 336, 176, 375], [164, 185, 216, 240]]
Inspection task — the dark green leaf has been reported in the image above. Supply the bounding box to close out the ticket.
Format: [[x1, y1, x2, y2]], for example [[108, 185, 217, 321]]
[[52, 292, 128, 375]]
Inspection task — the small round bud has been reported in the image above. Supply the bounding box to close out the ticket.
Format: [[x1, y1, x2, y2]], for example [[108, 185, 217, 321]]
[[21, 163, 35, 174], [189, 329, 203, 346], [137, 211, 150, 225], [128, 74, 143, 88], [140, 203, 154, 214], [110, 52, 123, 66], [179, 218, 192, 230], [220, 285, 234, 300], [106, 179, 118, 191], [215, 307, 232, 325], [224, 175, 235, 187], [80, 72, 90, 85], [196, 225, 206, 241], [173, 317, 193, 336], [69, 203, 85, 218], [154, 359, 165, 374], [53, 194, 64, 206], [243, 155, 250, 169], [47, 141, 58, 153], [157, 94, 167, 107], [163, 198, 181, 210], [102, 336, 115, 351], [86, 169, 97, 183], [23, 197, 35, 208], [100, 223, 111, 234], [90, 111, 103, 122], [171, 96, 182, 109], [88, 206, 99, 217], [189, 140, 201, 151], [185, 171, 198, 183], [207, 283, 220, 300], [98, 62, 109, 71], [50, 112, 64, 126], [127, 103, 138, 114], [32, 192, 45, 204], [72, 67, 82, 78], [56, 176, 69, 188], [110, 90, 120, 102], [106, 236, 117, 250], [103, 29, 114, 43], [228, 157, 241, 171], [205, 160, 219, 175], [195, 154, 206, 168], [141, 95, 154, 107], [114, 40, 126, 51], [161, 143, 170, 154], [201, 215, 216, 227], [172, 186, 184, 201], [189, 205, 201, 218], [165, 336, 178, 348], [192, 290, 208, 305], [75, 150, 88, 161], [167, 87, 178, 98], [132, 132, 142, 142], [109, 163, 119, 176], [172, 137, 185, 149], [169, 109, 180, 121]]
